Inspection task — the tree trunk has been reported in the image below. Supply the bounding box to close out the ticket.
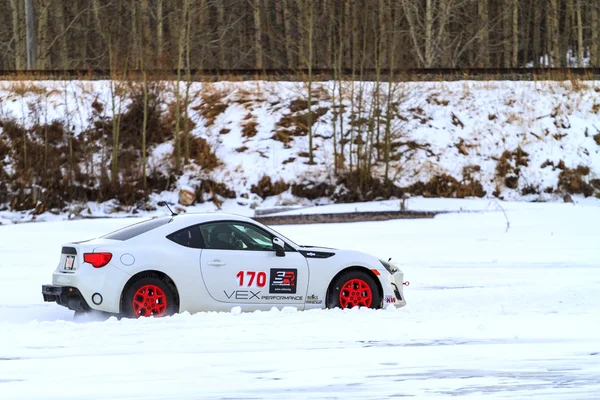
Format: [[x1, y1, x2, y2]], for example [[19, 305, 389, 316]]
[[502, 0, 511, 67], [533, 2, 541, 66], [296, 0, 305, 65], [511, 0, 518, 67], [157, 0, 164, 65], [551, 0, 560, 66], [9, 0, 25, 69], [577, 0, 583, 66], [425, 0, 433, 67], [253, 0, 263, 69], [592, 3, 599, 66], [198, 0, 208, 69], [54, 2, 69, 69], [344, 0, 351, 69], [37, 0, 49, 69], [306, 1, 314, 164], [564, 0, 574, 65], [25, 0, 36, 69], [283, 0, 293, 68], [216, 0, 226, 68], [140, 0, 152, 57]]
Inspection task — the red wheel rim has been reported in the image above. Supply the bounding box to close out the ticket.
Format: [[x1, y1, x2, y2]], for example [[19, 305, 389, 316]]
[[339, 278, 373, 308], [132, 284, 167, 317]]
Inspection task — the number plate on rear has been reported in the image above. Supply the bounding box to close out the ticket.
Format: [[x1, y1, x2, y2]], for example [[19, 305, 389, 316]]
[[64, 255, 76, 271]]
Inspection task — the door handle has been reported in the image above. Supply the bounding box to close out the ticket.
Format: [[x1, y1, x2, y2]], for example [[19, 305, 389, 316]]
[[208, 259, 226, 267]]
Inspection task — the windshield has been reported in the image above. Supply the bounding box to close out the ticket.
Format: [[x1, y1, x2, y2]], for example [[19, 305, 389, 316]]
[[265, 225, 299, 248]]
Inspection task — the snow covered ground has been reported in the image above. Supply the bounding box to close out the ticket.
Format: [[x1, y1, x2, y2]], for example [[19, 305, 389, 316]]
[[1, 201, 599, 399]]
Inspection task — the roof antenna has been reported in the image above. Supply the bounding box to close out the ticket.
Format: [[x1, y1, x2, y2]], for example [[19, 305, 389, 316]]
[[157, 201, 177, 217]]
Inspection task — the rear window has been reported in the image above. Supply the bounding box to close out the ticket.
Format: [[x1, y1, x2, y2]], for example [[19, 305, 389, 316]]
[[103, 217, 172, 241]]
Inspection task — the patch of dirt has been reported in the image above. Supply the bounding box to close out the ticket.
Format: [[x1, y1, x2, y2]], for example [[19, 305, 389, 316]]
[[250, 176, 290, 198], [242, 120, 258, 138]]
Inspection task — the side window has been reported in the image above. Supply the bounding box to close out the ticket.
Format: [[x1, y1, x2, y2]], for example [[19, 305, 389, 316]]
[[199, 222, 292, 251], [231, 223, 274, 251], [167, 225, 204, 249]]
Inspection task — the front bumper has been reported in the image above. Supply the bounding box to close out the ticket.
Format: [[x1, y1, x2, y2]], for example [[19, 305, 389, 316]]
[[381, 270, 407, 307], [42, 285, 91, 312]]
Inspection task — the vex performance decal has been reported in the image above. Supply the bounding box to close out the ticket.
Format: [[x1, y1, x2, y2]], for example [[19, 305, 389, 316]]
[[269, 268, 297, 294], [224, 290, 261, 300]]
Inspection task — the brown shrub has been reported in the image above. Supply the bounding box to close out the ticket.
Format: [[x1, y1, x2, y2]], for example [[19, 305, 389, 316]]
[[521, 185, 540, 195], [292, 182, 337, 200], [289, 98, 309, 112], [191, 137, 220, 170], [495, 147, 529, 191], [118, 90, 171, 148], [251, 176, 290, 198], [558, 165, 595, 196], [272, 131, 292, 145], [1, 119, 27, 141], [32, 120, 65, 144], [276, 108, 329, 136], [594, 133, 600, 145], [194, 92, 228, 126], [196, 179, 236, 201], [407, 173, 485, 198]]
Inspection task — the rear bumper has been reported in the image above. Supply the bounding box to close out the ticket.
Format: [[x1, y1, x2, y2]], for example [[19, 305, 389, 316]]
[[42, 285, 91, 312]]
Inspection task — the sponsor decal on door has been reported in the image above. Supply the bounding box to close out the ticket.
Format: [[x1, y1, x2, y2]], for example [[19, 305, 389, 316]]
[[269, 268, 297, 294]]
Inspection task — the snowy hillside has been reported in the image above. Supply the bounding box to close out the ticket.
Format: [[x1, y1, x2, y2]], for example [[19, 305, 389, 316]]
[[1, 79, 600, 221]]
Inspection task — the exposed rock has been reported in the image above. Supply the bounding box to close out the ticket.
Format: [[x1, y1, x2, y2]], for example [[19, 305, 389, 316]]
[[179, 188, 196, 206]]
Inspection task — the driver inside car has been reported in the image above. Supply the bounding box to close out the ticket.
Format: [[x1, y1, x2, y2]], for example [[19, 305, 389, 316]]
[[209, 224, 245, 250]]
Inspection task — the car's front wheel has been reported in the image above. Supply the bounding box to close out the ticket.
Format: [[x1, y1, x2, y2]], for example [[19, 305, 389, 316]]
[[122, 276, 178, 318], [326, 269, 382, 309]]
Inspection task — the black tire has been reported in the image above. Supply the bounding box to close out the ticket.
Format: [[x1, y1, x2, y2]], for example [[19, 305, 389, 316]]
[[121, 276, 178, 318], [326, 269, 382, 309]]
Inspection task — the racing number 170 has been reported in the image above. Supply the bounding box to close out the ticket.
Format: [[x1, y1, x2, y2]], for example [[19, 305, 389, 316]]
[[236, 271, 267, 287]]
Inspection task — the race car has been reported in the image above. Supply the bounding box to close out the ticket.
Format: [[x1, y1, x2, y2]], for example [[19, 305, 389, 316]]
[[42, 211, 407, 318]]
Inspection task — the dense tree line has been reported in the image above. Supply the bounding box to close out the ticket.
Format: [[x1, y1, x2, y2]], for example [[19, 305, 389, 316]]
[[1, 0, 600, 72]]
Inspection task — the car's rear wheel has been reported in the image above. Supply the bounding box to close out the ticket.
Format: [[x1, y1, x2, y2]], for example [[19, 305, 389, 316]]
[[326, 270, 382, 309], [122, 276, 177, 318]]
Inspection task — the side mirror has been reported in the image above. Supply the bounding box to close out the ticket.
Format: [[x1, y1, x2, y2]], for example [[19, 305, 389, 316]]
[[273, 237, 285, 257]]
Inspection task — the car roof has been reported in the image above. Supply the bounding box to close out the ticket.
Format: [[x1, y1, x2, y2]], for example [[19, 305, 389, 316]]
[[160, 212, 256, 230]]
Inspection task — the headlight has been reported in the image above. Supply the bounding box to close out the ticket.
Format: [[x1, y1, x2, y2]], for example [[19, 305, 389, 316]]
[[379, 259, 399, 274]]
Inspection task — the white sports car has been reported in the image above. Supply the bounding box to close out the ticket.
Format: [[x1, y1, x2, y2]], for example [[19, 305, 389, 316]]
[[42, 211, 407, 318]]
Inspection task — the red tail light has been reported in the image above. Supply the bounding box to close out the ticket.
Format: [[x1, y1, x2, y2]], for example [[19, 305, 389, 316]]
[[83, 252, 112, 268]]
